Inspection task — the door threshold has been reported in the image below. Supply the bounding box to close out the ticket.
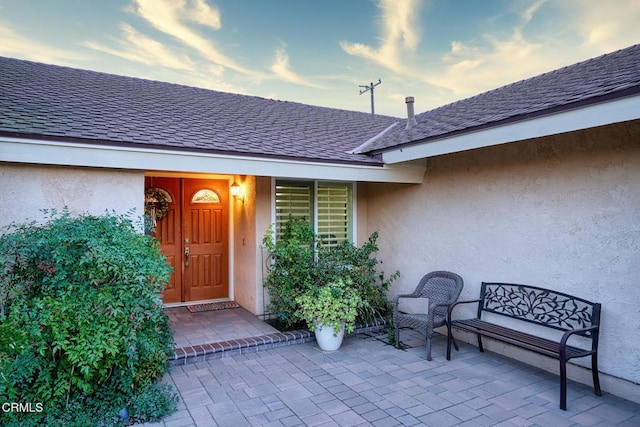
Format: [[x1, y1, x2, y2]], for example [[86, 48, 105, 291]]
[[163, 298, 231, 308]]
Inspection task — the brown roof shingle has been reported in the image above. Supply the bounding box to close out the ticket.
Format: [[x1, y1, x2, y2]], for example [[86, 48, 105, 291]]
[[0, 57, 396, 165], [2, 43, 639, 165]]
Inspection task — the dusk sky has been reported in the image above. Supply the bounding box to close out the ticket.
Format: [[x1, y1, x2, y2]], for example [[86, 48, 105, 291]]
[[1, 0, 639, 117]]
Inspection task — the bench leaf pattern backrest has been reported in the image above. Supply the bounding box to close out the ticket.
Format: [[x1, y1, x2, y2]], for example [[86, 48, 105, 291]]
[[481, 283, 597, 333]]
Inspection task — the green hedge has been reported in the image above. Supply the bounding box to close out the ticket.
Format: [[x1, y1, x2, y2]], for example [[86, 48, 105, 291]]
[[0, 211, 178, 426]]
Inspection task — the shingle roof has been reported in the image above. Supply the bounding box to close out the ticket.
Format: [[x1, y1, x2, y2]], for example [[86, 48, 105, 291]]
[[361, 43, 640, 154], [0, 57, 397, 165], [2, 44, 639, 166]]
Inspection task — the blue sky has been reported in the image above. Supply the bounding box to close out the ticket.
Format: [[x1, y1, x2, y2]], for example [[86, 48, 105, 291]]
[[1, 0, 639, 117]]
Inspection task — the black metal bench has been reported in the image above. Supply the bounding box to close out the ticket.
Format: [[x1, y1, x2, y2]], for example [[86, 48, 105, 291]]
[[446, 282, 602, 410]]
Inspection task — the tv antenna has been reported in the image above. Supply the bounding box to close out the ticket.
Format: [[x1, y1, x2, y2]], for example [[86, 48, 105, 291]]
[[359, 79, 382, 114]]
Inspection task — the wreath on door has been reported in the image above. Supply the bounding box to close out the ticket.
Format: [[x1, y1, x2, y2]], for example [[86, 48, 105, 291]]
[[144, 187, 172, 228]]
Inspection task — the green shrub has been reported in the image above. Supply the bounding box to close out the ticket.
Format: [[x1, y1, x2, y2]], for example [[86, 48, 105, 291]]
[[0, 210, 178, 426], [315, 232, 399, 322], [263, 217, 398, 330], [262, 218, 316, 328], [295, 278, 364, 334]]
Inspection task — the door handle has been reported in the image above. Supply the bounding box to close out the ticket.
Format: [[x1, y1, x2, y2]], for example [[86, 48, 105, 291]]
[[184, 246, 190, 267]]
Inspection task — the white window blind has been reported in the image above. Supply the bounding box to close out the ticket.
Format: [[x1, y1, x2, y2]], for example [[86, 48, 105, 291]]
[[275, 182, 312, 236], [317, 184, 352, 247], [275, 180, 353, 246]]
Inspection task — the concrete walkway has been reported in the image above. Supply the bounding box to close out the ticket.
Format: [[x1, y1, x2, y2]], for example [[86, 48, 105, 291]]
[[141, 330, 640, 426]]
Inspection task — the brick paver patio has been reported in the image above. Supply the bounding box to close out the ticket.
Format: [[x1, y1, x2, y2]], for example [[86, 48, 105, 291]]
[[166, 306, 280, 349], [140, 324, 640, 426]]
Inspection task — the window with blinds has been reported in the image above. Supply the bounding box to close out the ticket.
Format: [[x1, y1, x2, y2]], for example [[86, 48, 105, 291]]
[[317, 184, 352, 247], [275, 181, 353, 246], [275, 182, 312, 236]]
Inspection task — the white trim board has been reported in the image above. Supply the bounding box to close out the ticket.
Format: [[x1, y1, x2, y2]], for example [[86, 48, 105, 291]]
[[0, 137, 425, 184], [382, 94, 640, 164]]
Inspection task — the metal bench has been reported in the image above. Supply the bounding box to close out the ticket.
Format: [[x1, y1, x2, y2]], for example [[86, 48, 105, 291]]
[[446, 282, 602, 410]]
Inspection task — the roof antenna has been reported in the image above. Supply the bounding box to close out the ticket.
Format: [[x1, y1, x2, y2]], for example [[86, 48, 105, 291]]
[[359, 79, 382, 114]]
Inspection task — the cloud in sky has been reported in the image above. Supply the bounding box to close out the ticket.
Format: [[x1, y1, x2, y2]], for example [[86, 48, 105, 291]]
[[342, 0, 640, 108], [430, 0, 640, 98], [270, 46, 325, 89], [340, 0, 424, 73], [85, 0, 319, 89], [341, 0, 555, 97], [430, 0, 550, 96], [562, 0, 640, 52], [84, 23, 194, 71], [0, 22, 84, 65], [129, 0, 258, 77]]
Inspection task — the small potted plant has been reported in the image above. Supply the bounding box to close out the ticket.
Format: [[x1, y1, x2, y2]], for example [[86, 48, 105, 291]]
[[295, 278, 366, 351]]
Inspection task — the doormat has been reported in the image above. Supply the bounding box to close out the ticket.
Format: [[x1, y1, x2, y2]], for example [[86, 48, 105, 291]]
[[186, 301, 241, 313]]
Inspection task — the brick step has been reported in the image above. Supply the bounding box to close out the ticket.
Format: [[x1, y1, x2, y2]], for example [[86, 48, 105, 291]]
[[169, 317, 388, 366]]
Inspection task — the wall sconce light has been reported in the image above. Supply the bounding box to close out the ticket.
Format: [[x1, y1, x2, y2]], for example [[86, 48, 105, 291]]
[[230, 181, 244, 202]]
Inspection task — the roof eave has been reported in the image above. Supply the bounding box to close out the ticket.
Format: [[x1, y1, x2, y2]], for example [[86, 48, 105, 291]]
[[379, 91, 640, 164], [0, 131, 387, 167], [0, 135, 425, 184]]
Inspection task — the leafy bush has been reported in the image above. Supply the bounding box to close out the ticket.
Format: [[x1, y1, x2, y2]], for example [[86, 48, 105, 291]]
[[295, 278, 364, 334], [263, 217, 399, 330], [262, 218, 316, 328], [0, 211, 178, 426], [315, 232, 399, 322]]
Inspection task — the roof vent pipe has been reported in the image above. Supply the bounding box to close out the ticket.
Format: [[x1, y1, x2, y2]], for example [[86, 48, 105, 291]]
[[405, 96, 417, 129]]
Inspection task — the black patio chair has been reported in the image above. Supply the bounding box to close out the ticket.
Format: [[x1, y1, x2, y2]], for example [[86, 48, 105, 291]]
[[393, 271, 464, 360]]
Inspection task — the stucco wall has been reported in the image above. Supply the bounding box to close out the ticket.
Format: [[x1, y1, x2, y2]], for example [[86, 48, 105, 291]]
[[356, 182, 370, 246], [232, 175, 261, 314], [0, 163, 144, 228], [253, 176, 273, 316], [363, 122, 640, 401]]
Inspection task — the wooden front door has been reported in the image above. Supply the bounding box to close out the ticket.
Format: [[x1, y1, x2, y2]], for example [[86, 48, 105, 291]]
[[146, 177, 229, 303]]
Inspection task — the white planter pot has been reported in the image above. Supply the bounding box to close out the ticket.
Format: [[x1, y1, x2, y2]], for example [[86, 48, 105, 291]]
[[313, 321, 345, 351]]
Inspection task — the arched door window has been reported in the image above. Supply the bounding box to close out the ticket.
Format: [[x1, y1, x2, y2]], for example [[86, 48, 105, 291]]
[[191, 189, 220, 204]]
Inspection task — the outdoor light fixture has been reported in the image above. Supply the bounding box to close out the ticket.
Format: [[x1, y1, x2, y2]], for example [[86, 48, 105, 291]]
[[230, 181, 244, 202]]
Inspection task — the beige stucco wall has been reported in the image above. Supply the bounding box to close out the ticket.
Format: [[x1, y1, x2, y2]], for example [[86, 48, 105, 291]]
[[0, 163, 144, 228], [356, 182, 370, 246], [232, 175, 261, 314], [363, 121, 640, 402], [253, 176, 273, 316]]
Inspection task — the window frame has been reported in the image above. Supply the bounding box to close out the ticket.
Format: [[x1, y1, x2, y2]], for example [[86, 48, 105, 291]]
[[271, 178, 357, 244]]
